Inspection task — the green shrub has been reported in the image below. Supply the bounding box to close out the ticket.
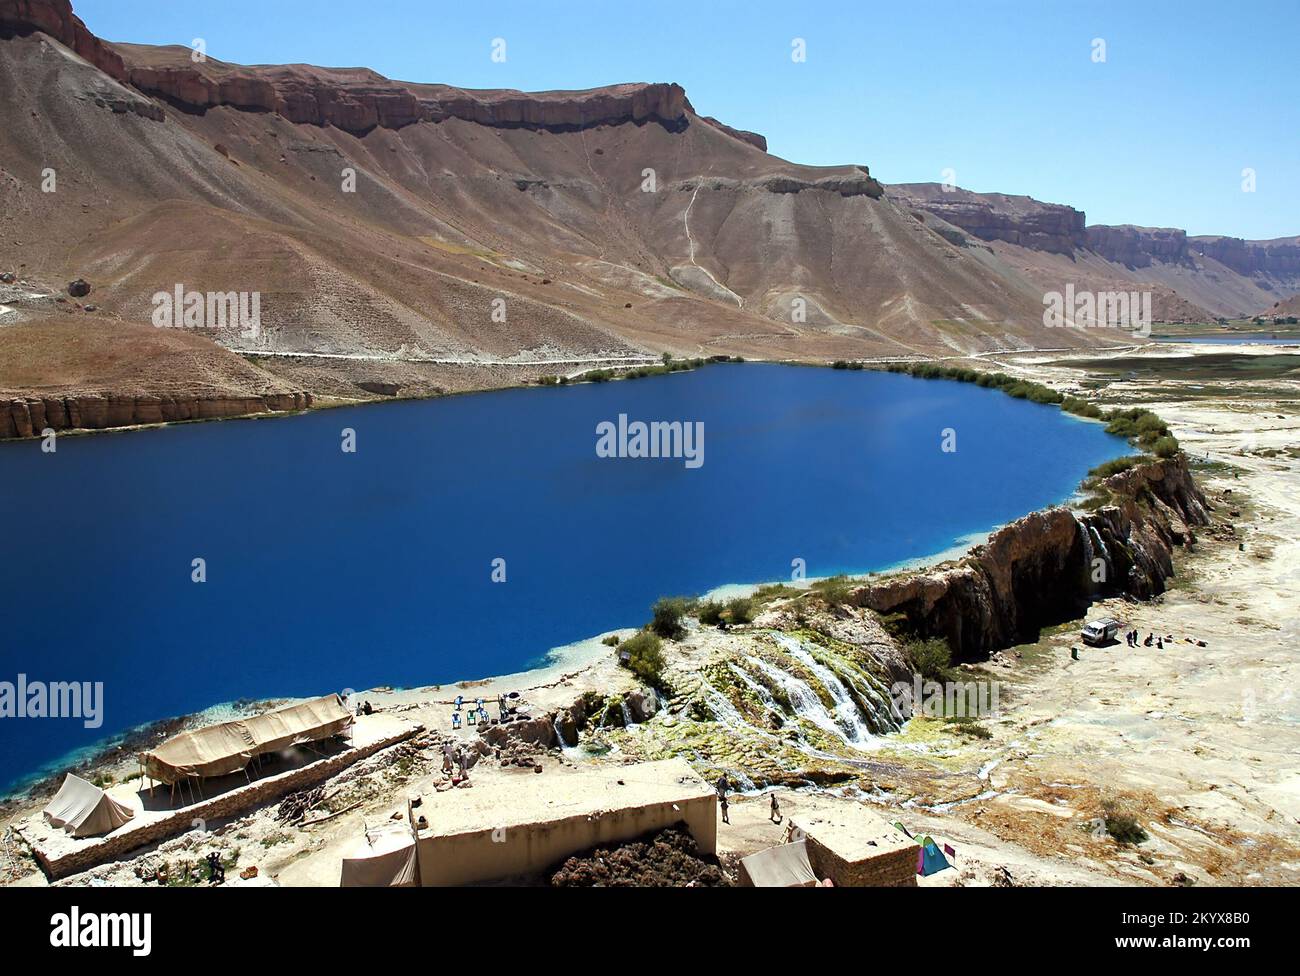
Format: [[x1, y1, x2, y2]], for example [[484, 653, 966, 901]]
[[725, 596, 755, 625], [1101, 799, 1148, 846], [1152, 435, 1180, 458], [601, 634, 620, 647], [650, 596, 694, 640], [905, 637, 952, 681], [811, 575, 855, 608], [1088, 455, 1144, 479], [619, 631, 666, 685], [697, 599, 724, 626]]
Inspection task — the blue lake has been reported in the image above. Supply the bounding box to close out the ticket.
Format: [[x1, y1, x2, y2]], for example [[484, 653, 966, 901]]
[[0, 363, 1129, 793]]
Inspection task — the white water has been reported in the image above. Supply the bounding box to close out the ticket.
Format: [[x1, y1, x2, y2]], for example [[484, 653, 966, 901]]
[[746, 653, 868, 748], [772, 635, 875, 744]]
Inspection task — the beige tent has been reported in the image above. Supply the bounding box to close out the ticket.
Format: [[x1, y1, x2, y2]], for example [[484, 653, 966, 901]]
[[43, 774, 135, 838], [140, 694, 354, 786], [340, 825, 420, 887], [738, 840, 820, 887]]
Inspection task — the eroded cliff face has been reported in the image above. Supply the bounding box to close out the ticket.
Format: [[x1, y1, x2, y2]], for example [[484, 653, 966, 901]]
[[1085, 225, 1191, 268], [3, 392, 312, 438], [0, 0, 125, 80], [889, 184, 1087, 255], [1189, 236, 1300, 279], [860, 455, 1211, 661]]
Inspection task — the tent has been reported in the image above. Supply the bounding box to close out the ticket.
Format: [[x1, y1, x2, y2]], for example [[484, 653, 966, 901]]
[[140, 694, 354, 786], [738, 840, 820, 887], [43, 774, 134, 838], [340, 825, 420, 887], [916, 838, 952, 876]]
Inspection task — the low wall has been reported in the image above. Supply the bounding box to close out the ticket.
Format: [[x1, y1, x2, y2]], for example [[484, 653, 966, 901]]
[[414, 759, 717, 886], [26, 723, 419, 880]]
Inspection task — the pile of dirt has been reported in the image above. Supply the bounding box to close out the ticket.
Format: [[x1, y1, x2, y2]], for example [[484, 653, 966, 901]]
[[549, 825, 730, 887]]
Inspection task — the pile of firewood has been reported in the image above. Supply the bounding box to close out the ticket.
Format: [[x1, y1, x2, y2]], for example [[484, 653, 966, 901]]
[[276, 786, 326, 825]]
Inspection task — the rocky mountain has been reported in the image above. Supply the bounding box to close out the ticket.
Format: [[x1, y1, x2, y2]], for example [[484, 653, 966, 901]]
[[891, 185, 1300, 321], [1, 0, 1124, 424]]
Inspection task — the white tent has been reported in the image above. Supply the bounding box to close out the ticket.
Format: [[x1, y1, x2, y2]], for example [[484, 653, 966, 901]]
[[738, 840, 820, 887], [43, 774, 135, 838], [339, 825, 420, 887]]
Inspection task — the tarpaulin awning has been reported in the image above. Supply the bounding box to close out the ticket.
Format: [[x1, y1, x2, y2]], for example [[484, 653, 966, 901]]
[[738, 840, 819, 887], [43, 774, 135, 838], [340, 825, 420, 887], [140, 695, 353, 785]]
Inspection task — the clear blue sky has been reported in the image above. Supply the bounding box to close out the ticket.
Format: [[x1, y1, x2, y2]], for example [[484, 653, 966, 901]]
[[76, 0, 1299, 239]]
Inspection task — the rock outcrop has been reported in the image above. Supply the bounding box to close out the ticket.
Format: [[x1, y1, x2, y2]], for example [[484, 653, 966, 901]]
[[889, 183, 1087, 254], [2, 392, 312, 438], [1188, 235, 1300, 279], [1085, 225, 1191, 268], [860, 454, 1211, 661], [0, 0, 127, 80]]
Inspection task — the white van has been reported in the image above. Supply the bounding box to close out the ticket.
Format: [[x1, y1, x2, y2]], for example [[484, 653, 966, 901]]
[[1081, 617, 1121, 646]]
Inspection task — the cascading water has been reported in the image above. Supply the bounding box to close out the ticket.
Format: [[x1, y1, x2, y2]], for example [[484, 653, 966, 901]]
[[1089, 525, 1113, 584], [620, 698, 634, 728], [746, 654, 862, 747], [552, 714, 570, 747], [772, 635, 874, 744], [1075, 514, 1096, 591]]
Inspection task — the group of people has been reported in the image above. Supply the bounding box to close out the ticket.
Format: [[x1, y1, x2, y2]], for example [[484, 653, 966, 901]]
[[714, 775, 783, 826], [1125, 629, 1166, 649], [441, 740, 471, 779]]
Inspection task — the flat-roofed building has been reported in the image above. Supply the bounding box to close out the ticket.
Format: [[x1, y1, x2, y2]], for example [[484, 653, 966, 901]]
[[415, 758, 717, 885]]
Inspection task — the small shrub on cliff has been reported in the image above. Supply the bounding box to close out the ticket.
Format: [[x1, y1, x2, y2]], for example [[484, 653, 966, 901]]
[[601, 634, 620, 647], [1101, 798, 1149, 846], [1152, 435, 1180, 458], [811, 575, 856, 609], [619, 631, 666, 685], [905, 637, 952, 682], [725, 596, 755, 625], [650, 596, 694, 640], [1088, 455, 1144, 480], [696, 599, 725, 627]]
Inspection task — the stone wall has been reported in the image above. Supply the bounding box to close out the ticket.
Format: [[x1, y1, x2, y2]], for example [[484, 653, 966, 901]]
[[802, 833, 918, 887], [27, 723, 418, 880]]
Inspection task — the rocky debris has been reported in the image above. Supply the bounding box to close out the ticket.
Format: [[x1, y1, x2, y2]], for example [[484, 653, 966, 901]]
[[549, 825, 729, 887], [1, 392, 312, 439], [66, 278, 90, 298]]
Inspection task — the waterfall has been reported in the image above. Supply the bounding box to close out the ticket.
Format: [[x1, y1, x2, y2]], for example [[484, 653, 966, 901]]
[[1089, 525, 1113, 585], [552, 714, 570, 748], [1075, 514, 1096, 591], [772, 635, 874, 744], [746, 654, 861, 746], [728, 663, 781, 717], [620, 698, 634, 727]]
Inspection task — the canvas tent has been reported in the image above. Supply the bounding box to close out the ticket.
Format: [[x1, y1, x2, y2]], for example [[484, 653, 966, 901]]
[[340, 825, 420, 887], [916, 837, 952, 876], [738, 840, 820, 887], [140, 694, 354, 786], [43, 774, 134, 838]]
